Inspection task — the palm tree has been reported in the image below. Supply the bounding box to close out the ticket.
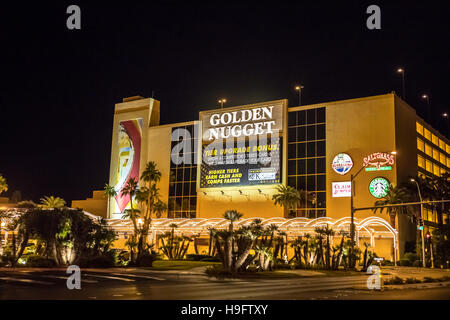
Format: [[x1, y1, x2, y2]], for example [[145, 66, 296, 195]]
[[0, 175, 8, 195], [372, 184, 412, 229], [39, 196, 66, 209], [223, 210, 243, 270], [104, 184, 117, 217], [272, 185, 301, 218]]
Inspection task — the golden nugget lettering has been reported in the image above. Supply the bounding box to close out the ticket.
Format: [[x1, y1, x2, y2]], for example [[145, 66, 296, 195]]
[[207, 106, 276, 140]]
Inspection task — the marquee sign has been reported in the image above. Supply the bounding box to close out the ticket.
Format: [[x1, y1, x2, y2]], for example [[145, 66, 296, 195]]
[[332, 153, 353, 175], [200, 102, 284, 142], [363, 152, 395, 171], [332, 181, 352, 197], [199, 101, 285, 189], [369, 177, 390, 198]]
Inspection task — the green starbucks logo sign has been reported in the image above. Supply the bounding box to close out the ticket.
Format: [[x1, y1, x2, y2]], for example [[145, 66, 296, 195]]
[[369, 177, 390, 198]]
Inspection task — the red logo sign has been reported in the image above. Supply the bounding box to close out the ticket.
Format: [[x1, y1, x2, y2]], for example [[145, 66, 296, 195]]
[[363, 152, 395, 170]]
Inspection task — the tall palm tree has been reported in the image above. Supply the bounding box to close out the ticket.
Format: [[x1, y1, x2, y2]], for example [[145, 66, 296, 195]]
[[272, 185, 301, 218], [104, 184, 117, 217], [223, 210, 243, 269], [39, 196, 66, 209], [0, 175, 8, 195], [372, 184, 412, 229]]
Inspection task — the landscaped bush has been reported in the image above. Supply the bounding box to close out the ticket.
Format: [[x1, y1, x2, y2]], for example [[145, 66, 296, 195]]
[[413, 260, 423, 267], [405, 278, 421, 284], [397, 259, 411, 266], [423, 276, 438, 283], [136, 252, 156, 267], [25, 255, 57, 267], [382, 260, 394, 266], [186, 254, 214, 261], [403, 252, 418, 264], [384, 276, 404, 285], [200, 257, 221, 262]]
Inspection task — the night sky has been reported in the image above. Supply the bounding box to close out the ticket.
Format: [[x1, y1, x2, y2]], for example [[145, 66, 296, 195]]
[[0, 1, 449, 203]]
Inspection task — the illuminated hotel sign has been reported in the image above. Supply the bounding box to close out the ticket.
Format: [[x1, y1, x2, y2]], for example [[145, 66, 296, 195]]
[[332, 181, 351, 197], [369, 177, 390, 198], [364, 152, 395, 171], [199, 101, 284, 188], [201, 103, 283, 141], [332, 153, 353, 175]]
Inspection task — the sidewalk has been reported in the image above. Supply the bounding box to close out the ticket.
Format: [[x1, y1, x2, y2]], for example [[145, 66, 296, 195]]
[[381, 266, 450, 281]]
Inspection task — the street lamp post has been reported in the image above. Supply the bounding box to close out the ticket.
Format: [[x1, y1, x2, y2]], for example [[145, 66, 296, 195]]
[[443, 112, 449, 137], [350, 164, 367, 242], [218, 98, 227, 108], [422, 94, 431, 123], [411, 178, 426, 268], [396, 68, 406, 100], [295, 85, 304, 106]]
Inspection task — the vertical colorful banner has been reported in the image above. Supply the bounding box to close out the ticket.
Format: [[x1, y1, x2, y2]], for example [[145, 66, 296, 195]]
[[113, 119, 143, 213]]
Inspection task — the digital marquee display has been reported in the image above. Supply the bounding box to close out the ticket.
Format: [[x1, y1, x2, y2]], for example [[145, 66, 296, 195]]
[[199, 101, 284, 189]]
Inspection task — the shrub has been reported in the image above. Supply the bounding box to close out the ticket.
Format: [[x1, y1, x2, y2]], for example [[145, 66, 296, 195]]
[[25, 255, 57, 267], [186, 254, 215, 261], [413, 260, 423, 267], [385, 276, 404, 285], [397, 259, 411, 266], [382, 260, 394, 266], [423, 276, 438, 283], [405, 278, 421, 284], [403, 252, 418, 264], [200, 257, 221, 262], [136, 252, 156, 267]]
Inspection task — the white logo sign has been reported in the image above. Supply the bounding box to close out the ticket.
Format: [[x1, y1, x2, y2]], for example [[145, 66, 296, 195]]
[[332, 181, 352, 197], [332, 153, 353, 175]]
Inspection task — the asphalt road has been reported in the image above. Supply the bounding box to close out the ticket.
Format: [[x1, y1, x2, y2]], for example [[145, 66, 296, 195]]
[[0, 269, 449, 300]]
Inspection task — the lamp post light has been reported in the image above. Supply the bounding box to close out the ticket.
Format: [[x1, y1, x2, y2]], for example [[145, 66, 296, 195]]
[[421, 94, 431, 123], [396, 68, 406, 100], [410, 178, 426, 268], [295, 85, 304, 106], [443, 112, 449, 137], [218, 98, 227, 108]]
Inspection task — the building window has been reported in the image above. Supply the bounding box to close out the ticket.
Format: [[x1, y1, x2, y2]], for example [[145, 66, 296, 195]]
[[432, 134, 439, 146], [425, 160, 433, 173], [424, 128, 431, 141], [417, 138, 424, 152], [425, 144, 432, 157], [433, 164, 440, 176], [288, 108, 326, 218], [439, 139, 445, 151], [416, 122, 423, 135], [168, 124, 198, 218], [440, 153, 446, 166], [433, 148, 439, 161], [417, 155, 425, 169]]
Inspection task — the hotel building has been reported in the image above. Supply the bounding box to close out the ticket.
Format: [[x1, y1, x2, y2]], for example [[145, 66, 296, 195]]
[[73, 93, 450, 261]]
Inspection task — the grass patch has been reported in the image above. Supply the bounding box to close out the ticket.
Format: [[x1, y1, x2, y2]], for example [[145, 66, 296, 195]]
[[147, 260, 221, 270]]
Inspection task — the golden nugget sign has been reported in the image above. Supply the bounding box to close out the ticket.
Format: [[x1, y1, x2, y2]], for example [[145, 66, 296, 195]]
[[201, 102, 283, 141], [364, 152, 395, 171]]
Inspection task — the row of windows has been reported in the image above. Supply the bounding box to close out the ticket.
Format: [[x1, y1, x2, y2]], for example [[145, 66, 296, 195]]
[[417, 156, 448, 176], [288, 124, 326, 141], [169, 125, 198, 218], [288, 108, 326, 126], [417, 138, 450, 167], [416, 122, 450, 154], [292, 209, 326, 219], [288, 175, 326, 193], [288, 158, 326, 175], [288, 141, 326, 159]]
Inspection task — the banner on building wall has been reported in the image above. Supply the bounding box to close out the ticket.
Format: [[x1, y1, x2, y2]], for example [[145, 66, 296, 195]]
[[199, 101, 284, 188], [332, 181, 352, 197], [113, 119, 143, 212]]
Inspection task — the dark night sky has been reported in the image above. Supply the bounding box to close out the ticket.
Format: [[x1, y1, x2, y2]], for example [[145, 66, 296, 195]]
[[0, 1, 449, 203]]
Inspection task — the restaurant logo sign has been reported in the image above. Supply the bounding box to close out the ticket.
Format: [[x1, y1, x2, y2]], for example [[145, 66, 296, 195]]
[[332, 181, 352, 197], [369, 177, 390, 198], [332, 153, 353, 175], [363, 152, 395, 171]]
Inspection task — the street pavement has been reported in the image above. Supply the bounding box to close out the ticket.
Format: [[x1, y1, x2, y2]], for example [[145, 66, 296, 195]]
[[0, 268, 449, 300]]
